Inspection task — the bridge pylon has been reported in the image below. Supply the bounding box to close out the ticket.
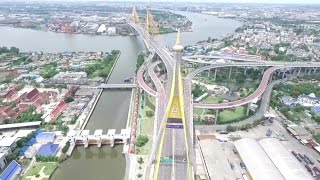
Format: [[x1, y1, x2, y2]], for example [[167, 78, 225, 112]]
[[145, 7, 160, 34], [131, 4, 140, 24]]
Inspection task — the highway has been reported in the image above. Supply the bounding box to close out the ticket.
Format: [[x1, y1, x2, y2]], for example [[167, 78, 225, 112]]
[[186, 62, 320, 109], [129, 20, 192, 180]]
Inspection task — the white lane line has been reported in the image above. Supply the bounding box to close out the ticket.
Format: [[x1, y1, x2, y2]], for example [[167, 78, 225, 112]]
[[172, 129, 175, 180]]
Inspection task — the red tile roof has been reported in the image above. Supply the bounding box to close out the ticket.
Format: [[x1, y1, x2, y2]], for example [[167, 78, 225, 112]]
[[26, 88, 39, 100], [4, 90, 17, 100], [50, 101, 68, 121]]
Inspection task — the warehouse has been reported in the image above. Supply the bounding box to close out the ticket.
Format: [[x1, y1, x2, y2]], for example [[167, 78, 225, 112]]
[[235, 138, 313, 180], [234, 138, 285, 180], [259, 138, 313, 180]]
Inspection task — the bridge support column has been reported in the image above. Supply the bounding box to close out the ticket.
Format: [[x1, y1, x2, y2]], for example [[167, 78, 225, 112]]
[[244, 67, 247, 75], [208, 69, 210, 78], [314, 68, 317, 74], [214, 68, 217, 81], [304, 67, 308, 73], [215, 109, 219, 125], [308, 68, 313, 75], [282, 72, 285, 79], [297, 67, 301, 77], [228, 67, 233, 80], [261, 67, 265, 75], [246, 103, 251, 116]]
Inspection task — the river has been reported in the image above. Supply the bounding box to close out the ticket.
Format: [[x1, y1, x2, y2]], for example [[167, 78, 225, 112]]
[[0, 11, 241, 180]]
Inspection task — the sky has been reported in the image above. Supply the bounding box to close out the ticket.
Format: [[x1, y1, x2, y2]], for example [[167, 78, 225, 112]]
[[7, 0, 320, 4]]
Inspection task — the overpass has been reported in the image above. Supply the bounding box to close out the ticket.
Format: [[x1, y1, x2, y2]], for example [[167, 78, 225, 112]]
[[129, 5, 193, 180], [81, 83, 136, 89]]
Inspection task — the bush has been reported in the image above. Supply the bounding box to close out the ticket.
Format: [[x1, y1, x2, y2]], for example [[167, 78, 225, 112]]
[[138, 157, 144, 164], [226, 125, 236, 132], [137, 173, 143, 178], [62, 141, 71, 154], [146, 111, 154, 117], [36, 155, 59, 162], [35, 174, 40, 178], [136, 135, 149, 147], [64, 97, 74, 103]]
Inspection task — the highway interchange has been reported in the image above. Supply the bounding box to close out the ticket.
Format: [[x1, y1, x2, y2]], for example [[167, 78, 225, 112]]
[[129, 18, 320, 180]]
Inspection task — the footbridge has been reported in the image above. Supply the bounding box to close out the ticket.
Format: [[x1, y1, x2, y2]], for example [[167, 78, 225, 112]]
[[68, 129, 131, 148]]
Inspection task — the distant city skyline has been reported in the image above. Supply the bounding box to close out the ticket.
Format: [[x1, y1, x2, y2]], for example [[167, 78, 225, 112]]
[[5, 0, 320, 4]]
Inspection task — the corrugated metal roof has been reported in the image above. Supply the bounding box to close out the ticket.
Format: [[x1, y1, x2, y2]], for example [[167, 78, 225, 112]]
[[259, 138, 313, 180], [234, 138, 285, 180]]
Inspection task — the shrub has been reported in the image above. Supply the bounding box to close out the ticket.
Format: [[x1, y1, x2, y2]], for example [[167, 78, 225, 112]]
[[136, 135, 149, 147], [62, 141, 71, 154], [146, 111, 154, 117]]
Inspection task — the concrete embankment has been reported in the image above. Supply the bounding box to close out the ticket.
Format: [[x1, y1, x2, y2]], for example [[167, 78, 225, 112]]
[[80, 51, 121, 130]]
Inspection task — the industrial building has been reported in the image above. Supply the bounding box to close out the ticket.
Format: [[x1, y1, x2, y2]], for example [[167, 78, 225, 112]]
[[234, 138, 313, 180]]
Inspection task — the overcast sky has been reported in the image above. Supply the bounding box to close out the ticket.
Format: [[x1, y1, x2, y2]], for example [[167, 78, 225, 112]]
[[5, 0, 320, 4]]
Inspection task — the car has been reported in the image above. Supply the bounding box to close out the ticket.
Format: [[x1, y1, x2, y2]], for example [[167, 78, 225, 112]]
[[291, 151, 297, 157], [240, 162, 246, 169], [233, 148, 238, 154]]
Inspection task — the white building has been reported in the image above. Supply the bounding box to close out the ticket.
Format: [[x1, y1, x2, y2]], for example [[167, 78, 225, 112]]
[[97, 24, 106, 33], [107, 27, 116, 35]]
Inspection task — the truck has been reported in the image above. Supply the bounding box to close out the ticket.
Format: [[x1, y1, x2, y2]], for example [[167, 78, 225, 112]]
[[240, 162, 246, 169]]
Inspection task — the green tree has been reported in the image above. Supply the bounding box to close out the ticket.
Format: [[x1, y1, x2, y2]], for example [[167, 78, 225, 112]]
[[64, 97, 74, 103], [136, 135, 149, 147]]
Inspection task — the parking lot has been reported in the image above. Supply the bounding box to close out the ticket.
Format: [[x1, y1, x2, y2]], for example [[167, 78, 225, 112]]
[[196, 110, 320, 179]]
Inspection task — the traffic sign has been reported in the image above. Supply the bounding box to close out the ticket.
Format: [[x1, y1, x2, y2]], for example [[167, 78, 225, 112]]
[[166, 124, 183, 129], [160, 157, 173, 163]]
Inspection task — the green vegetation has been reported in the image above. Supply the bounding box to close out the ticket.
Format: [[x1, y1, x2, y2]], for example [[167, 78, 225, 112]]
[[23, 162, 58, 180], [202, 95, 223, 103], [314, 134, 320, 144], [192, 84, 205, 98], [159, 27, 176, 34], [5, 131, 35, 163], [83, 50, 119, 79], [0, 46, 19, 55], [4, 106, 43, 124], [277, 82, 320, 97], [218, 106, 246, 124], [136, 135, 149, 147], [40, 63, 58, 79], [12, 56, 31, 66], [36, 155, 59, 162], [62, 141, 71, 154], [146, 111, 154, 117], [64, 97, 74, 103], [136, 53, 145, 72]]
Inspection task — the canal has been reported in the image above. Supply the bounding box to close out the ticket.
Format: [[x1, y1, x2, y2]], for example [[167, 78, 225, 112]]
[[0, 11, 241, 180]]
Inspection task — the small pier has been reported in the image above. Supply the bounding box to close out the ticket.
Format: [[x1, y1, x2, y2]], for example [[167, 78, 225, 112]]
[[67, 129, 131, 148]]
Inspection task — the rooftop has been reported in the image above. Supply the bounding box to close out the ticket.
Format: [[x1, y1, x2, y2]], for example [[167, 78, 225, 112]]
[[36, 142, 59, 157], [0, 121, 41, 131], [0, 160, 22, 180]]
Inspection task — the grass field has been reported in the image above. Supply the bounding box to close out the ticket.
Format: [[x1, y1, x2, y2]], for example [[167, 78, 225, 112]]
[[219, 106, 246, 123], [201, 95, 222, 103], [23, 162, 58, 180]]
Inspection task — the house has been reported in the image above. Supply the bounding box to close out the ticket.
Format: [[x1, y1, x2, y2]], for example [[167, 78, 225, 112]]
[[297, 95, 320, 107], [50, 102, 68, 121], [36, 142, 59, 157], [312, 106, 320, 115], [26, 88, 40, 101], [0, 160, 22, 180], [281, 96, 296, 107], [0, 137, 17, 151]]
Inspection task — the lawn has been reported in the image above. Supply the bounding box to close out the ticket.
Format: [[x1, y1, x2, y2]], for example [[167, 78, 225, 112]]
[[218, 106, 246, 123], [23, 162, 58, 179], [201, 95, 222, 103], [140, 117, 154, 136], [193, 108, 207, 117]]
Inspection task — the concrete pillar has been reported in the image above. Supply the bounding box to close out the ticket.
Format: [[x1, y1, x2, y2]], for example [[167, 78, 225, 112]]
[[208, 69, 210, 78], [314, 68, 317, 74], [305, 67, 308, 73], [215, 109, 219, 125], [297, 67, 301, 77], [308, 68, 313, 75], [214, 68, 217, 81], [246, 103, 251, 116], [244, 67, 247, 75], [228, 67, 233, 80], [282, 72, 285, 79], [261, 67, 265, 75]]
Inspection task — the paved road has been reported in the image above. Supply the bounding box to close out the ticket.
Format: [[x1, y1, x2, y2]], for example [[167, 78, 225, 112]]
[[196, 78, 286, 131]]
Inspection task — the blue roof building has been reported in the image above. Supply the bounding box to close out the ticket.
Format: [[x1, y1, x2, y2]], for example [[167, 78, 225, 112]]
[[36, 132, 55, 144], [36, 143, 59, 157], [0, 160, 22, 180], [312, 106, 320, 115]]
